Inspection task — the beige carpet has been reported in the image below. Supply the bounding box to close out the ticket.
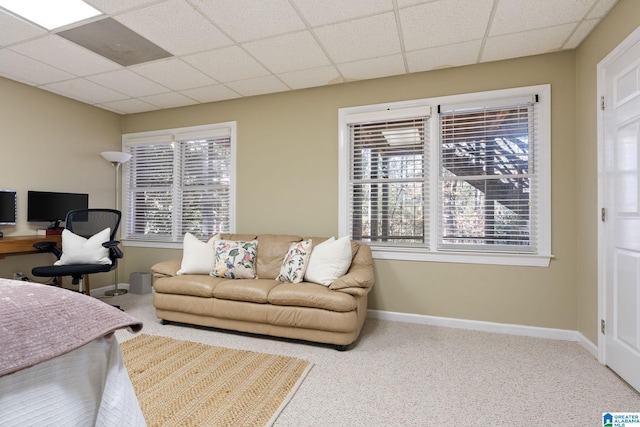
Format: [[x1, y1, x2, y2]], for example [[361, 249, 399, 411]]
[[120, 334, 313, 427], [112, 293, 640, 426]]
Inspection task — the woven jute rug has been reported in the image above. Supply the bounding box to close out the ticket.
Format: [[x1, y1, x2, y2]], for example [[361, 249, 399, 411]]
[[120, 334, 313, 427]]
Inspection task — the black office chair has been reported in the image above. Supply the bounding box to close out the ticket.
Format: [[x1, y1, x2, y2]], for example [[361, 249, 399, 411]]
[[32, 209, 123, 297]]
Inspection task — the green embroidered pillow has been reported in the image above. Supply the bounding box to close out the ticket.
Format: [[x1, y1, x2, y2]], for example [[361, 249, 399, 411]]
[[276, 239, 312, 283], [211, 240, 258, 279]]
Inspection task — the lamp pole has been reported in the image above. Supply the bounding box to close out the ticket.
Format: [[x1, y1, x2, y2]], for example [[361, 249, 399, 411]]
[[101, 151, 131, 296]]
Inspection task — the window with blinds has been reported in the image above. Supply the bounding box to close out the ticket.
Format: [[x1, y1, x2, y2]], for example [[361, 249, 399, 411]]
[[348, 116, 429, 246], [439, 100, 536, 253], [123, 122, 235, 243], [339, 85, 551, 266]]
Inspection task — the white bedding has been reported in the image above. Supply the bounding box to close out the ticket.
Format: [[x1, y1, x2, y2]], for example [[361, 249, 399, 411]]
[[0, 280, 146, 426], [0, 334, 146, 427]]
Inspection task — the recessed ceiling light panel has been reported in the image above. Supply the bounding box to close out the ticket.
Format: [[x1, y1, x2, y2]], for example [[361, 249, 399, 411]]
[[0, 0, 101, 30]]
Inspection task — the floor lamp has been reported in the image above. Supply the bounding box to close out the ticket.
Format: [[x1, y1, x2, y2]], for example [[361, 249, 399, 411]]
[[101, 151, 131, 296]]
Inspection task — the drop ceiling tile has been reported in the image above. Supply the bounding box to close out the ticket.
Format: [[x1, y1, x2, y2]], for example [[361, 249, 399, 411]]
[[490, 0, 594, 37], [0, 11, 47, 47], [243, 31, 330, 74], [314, 12, 401, 63], [139, 91, 200, 109], [180, 84, 242, 103], [564, 19, 599, 49], [406, 40, 482, 73], [587, 0, 618, 19], [337, 54, 405, 81], [482, 24, 576, 63], [131, 58, 216, 90], [98, 98, 160, 114], [0, 49, 75, 85], [9, 35, 121, 76], [292, 0, 392, 27], [87, 69, 169, 97], [83, 0, 160, 15], [183, 46, 270, 83], [225, 75, 289, 97], [0, 0, 621, 114], [399, 0, 494, 51], [277, 65, 342, 90], [115, 0, 232, 55], [44, 78, 128, 104], [192, 0, 306, 43]]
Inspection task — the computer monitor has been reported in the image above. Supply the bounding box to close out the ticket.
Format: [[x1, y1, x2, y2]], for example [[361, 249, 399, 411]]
[[0, 190, 17, 225], [27, 191, 89, 228]]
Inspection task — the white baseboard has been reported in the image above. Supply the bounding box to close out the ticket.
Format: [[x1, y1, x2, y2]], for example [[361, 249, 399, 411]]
[[367, 309, 599, 358], [576, 332, 598, 358]]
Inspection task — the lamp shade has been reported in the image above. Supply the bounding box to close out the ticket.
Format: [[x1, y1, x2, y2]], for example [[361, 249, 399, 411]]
[[101, 151, 132, 164]]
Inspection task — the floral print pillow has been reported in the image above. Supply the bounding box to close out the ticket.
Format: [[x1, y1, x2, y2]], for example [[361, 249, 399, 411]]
[[211, 240, 258, 279], [276, 239, 312, 283]]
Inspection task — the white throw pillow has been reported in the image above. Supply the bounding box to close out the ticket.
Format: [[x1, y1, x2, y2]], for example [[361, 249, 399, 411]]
[[54, 228, 111, 266], [177, 233, 219, 275], [304, 236, 352, 286]]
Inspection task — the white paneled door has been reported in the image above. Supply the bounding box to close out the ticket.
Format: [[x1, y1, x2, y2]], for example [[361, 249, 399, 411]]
[[600, 25, 640, 392]]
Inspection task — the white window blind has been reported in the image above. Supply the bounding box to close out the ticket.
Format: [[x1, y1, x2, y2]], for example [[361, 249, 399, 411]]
[[125, 142, 174, 240], [339, 85, 550, 266], [438, 99, 537, 252], [178, 137, 231, 237], [348, 116, 429, 246], [123, 123, 235, 243]]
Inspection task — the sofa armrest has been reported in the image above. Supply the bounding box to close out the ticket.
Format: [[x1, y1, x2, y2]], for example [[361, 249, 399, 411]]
[[151, 258, 182, 278], [329, 243, 374, 296], [329, 265, 374, 296]]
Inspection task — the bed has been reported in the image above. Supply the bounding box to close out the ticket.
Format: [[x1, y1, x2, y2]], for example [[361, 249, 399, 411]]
[[0, 279, 145, 426]]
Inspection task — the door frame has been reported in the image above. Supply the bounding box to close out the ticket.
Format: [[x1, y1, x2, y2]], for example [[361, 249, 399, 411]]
[[597, 24, 640, 364]]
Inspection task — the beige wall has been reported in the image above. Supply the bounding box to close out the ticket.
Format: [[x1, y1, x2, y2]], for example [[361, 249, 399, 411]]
[[122, 51, 580, 331], [575, 0, 640, 344], [0, 78, 122, 288], [4, 0, 638, 342]]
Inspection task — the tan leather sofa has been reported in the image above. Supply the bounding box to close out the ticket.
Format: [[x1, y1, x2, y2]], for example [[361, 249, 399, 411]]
[[150, 234, 375, 350]]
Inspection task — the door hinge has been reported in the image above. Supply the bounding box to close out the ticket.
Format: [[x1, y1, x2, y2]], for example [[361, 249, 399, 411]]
[[601, 319, 606, 335], [601, 207, 606, 222], [601, 96, 605, 110]]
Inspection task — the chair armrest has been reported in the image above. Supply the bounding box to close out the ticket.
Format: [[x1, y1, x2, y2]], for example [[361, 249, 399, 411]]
[[33, 241, 62, 259], [102, 240, 123, 259]]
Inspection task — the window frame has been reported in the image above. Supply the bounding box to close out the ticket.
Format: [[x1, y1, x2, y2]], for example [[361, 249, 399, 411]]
[[121, 122, 237, 249], [339, 85, 551, 267]]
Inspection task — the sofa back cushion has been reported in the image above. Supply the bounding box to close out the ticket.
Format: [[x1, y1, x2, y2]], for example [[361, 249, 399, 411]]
[[256, 234, 302, 279], [220, 233, 258, 241]]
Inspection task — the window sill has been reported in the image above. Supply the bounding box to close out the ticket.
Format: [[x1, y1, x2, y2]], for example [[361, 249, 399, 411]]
[[370, 246, 553, 267], [122, 239, 182, 250]]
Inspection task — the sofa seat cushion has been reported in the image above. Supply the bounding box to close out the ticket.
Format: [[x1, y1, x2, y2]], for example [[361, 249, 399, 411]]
[[153, 275, 225, 298], [268, 282, 356, 312], [212, 279, 281, 304], [153, 294, 359, 333]]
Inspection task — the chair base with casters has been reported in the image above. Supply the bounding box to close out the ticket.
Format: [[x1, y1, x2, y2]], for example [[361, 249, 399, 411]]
[[31, 209, 123, 298]]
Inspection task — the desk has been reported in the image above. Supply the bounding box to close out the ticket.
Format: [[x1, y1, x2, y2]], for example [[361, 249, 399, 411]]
[[0, 235, 62, 259]]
